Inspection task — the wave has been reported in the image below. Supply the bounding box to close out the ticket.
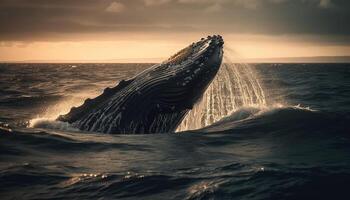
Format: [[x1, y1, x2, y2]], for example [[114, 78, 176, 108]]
[[196, 104, 349, 136], [2, 106, 350, 200], [28, 103, 317, 134], [29, 118, 79, 132], [6, 103, 348, 139], [0, 127, 152, 156], [2, 155, 350, 200], [0, 95, 62, 107]]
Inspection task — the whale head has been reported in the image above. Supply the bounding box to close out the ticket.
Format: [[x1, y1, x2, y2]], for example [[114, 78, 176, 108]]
[[149, 35, 224, 111]]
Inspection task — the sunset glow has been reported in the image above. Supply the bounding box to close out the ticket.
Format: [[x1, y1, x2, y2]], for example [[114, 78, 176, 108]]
[[1, 0, 349, 62]]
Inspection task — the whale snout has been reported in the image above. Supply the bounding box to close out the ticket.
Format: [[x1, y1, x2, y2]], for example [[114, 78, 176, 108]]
[[204, 35, 224, 70], [209, 35, 224, 47], [175, 35, 224, 106]]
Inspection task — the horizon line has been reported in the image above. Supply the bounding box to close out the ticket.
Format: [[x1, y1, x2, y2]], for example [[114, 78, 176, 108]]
[[1, 55, 350, 64]]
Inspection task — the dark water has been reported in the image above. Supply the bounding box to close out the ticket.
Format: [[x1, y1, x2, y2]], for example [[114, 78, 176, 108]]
[[1, 63, 350, 200]]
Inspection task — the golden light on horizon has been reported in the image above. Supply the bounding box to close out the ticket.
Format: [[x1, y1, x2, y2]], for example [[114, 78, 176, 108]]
[[1, 34, 349, 62]]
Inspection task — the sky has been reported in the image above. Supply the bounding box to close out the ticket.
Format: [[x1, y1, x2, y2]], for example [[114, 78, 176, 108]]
[[0, 0, 349, 62]]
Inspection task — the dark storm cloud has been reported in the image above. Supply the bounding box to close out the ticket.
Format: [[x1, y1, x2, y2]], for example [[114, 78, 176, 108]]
[[0, 0, 349, 42]]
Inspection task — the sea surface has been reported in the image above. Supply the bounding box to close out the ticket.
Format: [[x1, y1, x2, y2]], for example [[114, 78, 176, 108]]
[[1, 63, 350, 200]]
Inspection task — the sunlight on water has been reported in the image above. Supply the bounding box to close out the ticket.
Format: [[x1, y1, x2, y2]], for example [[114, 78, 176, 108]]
[[187, 180, 221, 199], [177, 47, 268, 131], [60, 173, 108, 187]]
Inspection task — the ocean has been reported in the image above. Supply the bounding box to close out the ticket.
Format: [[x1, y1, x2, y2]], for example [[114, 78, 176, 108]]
[[1, 63, 350, 199]]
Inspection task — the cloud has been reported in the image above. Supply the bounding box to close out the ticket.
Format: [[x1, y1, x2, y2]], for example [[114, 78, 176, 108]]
[[301, 0, 334, 8], [318, 0, 332, 8], [178, 0, 333, 9], [205, 3, 222, 12], [105, 1, 125, 13], [234, 0, 260, 9], [142, 0, 332, 10], [178, 0, 227, 3], [0, 0, 349, 43], [178, 0, 282, 10], [269, 0, 288, 3], [144, 0, 172, 6]]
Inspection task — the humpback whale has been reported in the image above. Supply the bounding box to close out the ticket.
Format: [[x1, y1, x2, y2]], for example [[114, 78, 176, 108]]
[[57, 35, 224, 134]]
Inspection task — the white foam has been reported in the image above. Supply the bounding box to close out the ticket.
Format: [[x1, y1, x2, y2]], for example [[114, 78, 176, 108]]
[[177, 48, 268, 132], [28, 91, 100, 131], [29, 117, 79, 131], [176, 46, 318, 132]]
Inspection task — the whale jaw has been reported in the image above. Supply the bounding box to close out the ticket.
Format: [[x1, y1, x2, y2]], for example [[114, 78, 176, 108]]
[[57, 35, 224, 134]]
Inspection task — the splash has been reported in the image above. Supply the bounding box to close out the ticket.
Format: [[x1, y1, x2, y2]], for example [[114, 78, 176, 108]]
[[177, 47, 267, 131], [29, 91, 99, 130]]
